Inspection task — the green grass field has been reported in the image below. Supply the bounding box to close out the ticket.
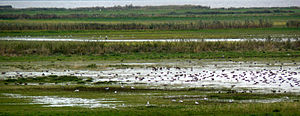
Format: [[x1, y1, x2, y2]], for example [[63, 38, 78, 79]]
[[1, 28, 300, 39], [1, 51, 300, 62], [1, 6, 300, 39], [0, 85, 299, 116]]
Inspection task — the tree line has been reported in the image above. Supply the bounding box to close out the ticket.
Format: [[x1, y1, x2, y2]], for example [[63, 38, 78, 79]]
[[0, 5, 209, 12], [172, 10, 294, 15]]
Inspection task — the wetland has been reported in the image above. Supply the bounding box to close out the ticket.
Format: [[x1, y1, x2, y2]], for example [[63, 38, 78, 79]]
[[0, 4, 300, 116]]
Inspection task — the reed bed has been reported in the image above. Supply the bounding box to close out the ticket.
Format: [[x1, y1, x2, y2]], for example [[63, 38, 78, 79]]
[[0, 20, 273, 30], [287, 20, 300, 28]]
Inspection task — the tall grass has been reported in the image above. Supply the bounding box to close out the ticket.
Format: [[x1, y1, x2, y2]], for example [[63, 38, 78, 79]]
[[287, 20, 300, 28], [1, 40, 299, 56], [0, 20, 273, 30]]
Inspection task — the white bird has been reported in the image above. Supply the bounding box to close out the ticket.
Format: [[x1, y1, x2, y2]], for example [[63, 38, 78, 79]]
[[74, 89, 79, 92], [171, 99, 176, 102], [195, 101, 199, 105], [131, 86, 135, 89], [203, 97, 208, 100], [284, 96, 289, 99], [146, 101, 150, 106], [105, 87, 109, 90], [179, 100, 183, 103], [114, 91, 117, 94]]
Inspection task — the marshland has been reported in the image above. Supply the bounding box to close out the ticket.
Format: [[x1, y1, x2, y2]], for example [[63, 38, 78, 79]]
[[0, 2, 300, 116]]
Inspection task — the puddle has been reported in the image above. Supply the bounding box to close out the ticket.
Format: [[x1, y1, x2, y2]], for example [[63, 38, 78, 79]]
[[1, 60, 300, 93], [164, 95, 207, 99], [0, 37, 299, 42], [165, 95, 297, 103], [196, 97, 295, 103], [2, 93, 122, 108]]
